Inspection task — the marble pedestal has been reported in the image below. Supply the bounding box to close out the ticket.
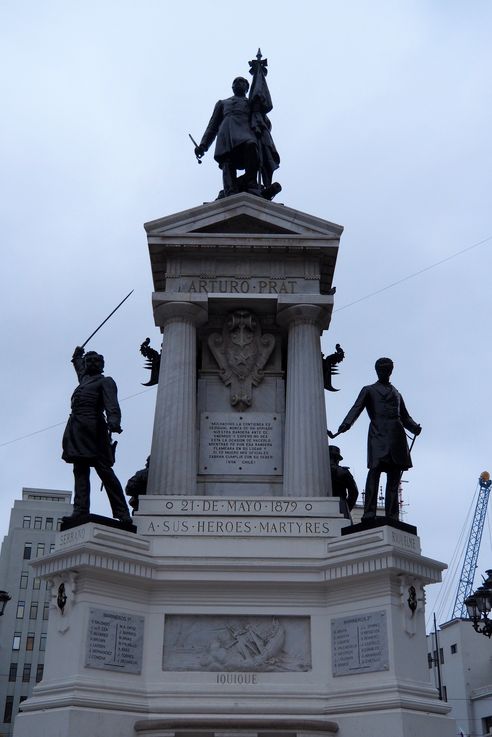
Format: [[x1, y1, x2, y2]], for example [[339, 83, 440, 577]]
[[13, 504, 455, 737]]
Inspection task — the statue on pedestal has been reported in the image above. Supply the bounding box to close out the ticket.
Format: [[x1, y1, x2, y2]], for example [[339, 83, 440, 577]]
[[193, 50, 281, 200], [125, 456, 150, 512], [62, 347, 131, 524], [329, 445, 358, 519], [336, 357, 421, 521]]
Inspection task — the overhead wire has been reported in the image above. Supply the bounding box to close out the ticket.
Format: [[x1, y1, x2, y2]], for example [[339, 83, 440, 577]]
[[1, 231, 491, 450], [0, 388, 154, 449], [334, 233, 492, 313], [426, 481, 479, 630]]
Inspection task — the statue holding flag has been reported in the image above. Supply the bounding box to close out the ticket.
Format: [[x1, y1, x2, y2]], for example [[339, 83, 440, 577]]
[[193, 50, 281, 200]]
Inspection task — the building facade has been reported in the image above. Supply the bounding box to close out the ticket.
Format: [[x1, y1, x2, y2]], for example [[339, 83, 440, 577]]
[[0, 488, 72, 736], [427, 618, 492, 737]]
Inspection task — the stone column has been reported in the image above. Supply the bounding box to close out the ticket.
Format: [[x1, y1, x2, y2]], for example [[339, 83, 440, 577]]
[[147, 301, 207, 495], [279, 304, 332, 497]]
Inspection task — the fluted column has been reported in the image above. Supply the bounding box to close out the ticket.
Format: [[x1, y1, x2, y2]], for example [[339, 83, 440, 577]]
[[279, 304, 332, 497], [147, 301, 207, 495]]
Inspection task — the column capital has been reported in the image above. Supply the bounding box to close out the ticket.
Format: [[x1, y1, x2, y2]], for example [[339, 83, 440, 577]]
[[152, 295, 208, 328], [277, 303, 330, 330]]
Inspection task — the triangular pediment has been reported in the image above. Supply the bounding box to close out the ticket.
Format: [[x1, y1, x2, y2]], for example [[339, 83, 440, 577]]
[[144, 192, 343, 238]]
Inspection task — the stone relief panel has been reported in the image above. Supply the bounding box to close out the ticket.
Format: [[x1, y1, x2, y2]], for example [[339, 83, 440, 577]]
[[162, 615, 311, 672], [208, 310, 275, 411]]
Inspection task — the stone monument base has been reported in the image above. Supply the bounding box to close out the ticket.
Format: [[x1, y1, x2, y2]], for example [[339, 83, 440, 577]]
[[13, 503, 455, 737]]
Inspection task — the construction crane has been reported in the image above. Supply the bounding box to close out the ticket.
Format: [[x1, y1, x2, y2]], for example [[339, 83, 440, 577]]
[[451, 471, 492, 619]]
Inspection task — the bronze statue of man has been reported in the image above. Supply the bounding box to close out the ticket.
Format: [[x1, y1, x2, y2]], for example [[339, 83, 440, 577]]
[[62, 347, 131, 524], [336, 357, 421, 521], [329, 445, 359, 519], [194, 53, 280, 200]]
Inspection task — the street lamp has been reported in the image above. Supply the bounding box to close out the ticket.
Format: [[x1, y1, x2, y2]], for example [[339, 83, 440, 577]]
[[0, 591, 11, 616], [465, 570, 492, 638]]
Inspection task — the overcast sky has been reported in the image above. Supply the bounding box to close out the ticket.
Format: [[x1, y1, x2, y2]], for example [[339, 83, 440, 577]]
[[1, 1, 491, 626]]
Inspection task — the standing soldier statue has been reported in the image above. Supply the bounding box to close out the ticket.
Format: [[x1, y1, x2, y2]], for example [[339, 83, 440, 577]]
[[335, 357, 421, 521], [62, 346, 132, 525], [329, 445, 359, 519], [193, 50, 281, 200]]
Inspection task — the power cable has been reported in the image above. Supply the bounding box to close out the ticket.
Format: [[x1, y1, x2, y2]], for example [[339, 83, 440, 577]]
[[427, 483, 478, 630], [334, 233, 492, 313], [0, 388, 154, 449], [1, 231, 492, 450]]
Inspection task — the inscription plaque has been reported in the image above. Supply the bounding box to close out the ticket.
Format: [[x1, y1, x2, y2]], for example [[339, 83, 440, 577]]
[[331, 610, 389, 676], [145, 517, 331, 537], [199, 412, 282, 475], [85, 608, 144, 674], [163, 615, 311, 672]]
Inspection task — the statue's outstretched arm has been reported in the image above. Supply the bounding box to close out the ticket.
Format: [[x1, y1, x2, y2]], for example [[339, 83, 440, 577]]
[[198, 100, 223, 154], [338, 387, 368, 433]]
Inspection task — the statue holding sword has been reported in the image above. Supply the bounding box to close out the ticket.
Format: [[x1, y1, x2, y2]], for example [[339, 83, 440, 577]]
[[61, 292, 133, 525]]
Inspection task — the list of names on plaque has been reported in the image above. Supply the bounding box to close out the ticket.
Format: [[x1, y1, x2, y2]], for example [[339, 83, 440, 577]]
[[331, 610, 389, 676], [199, 412, 282, 475], [85, 608, 144, 674]]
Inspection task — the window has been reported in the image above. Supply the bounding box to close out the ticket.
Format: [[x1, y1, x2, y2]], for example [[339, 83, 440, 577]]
[[427, 652, 432, 669], [45, 517, 53, 530], [12, 633, 21, 651], [22, 516, 31, 529], [16, 601, 25, 619], [39, 634, 47, 651], [36, 664, 44, 683], [450, 643, 457, 654], [442, 685, 447, 702], [8, 663, 17, 682], [56, 518, 62, 531], [3, 695, 13, 723], [36, 543, 45, 557], [439, 647, 444, 665], [29, 602, 38, 620], [32, 577, 41, 590], [49, 543, 55, 553], [483, 716, 492, 734], [22, 664, 31, 683], [23, 542, 32, 560], [26, 632, 34, 651], [42, 602, 49, 620], [20, 571, 28, 589], [33, 517, 42, 530]]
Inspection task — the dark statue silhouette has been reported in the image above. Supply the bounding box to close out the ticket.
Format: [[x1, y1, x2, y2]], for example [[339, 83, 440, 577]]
[[336, 357, 421, 521], [329, 445, 358, 520], [62, 346, 131, 525], [194, 50, 281, 200]]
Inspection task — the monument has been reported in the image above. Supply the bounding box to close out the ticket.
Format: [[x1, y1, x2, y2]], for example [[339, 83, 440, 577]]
[[13, 53, 455, 737]]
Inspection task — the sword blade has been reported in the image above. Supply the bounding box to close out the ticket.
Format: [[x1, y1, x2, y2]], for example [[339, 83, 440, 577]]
[[81, 289, 134, 349]]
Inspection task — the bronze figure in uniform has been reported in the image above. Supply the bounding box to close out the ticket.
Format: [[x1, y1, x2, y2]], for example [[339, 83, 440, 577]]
[[336, 357, 421, 521], [194, 51, 280, 199], [329, 445, 358, 519], [62, 347, 131, 524]]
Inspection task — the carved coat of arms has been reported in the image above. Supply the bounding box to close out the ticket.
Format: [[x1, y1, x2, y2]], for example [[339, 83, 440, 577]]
[[208, 310, 275, 410]]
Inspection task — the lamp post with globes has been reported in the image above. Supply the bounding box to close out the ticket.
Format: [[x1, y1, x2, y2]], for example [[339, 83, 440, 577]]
[[464, 570, 492, 638]]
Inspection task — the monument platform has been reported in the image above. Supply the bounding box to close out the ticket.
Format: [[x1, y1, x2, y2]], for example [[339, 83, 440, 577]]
[[13, 195, 455, 737], [14, 510, 454, 737]]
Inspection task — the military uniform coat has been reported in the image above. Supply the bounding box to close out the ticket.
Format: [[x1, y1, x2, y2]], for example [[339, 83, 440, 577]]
[[341, 381, 420, 470], [62, 373, 121, 466], [200, 96, 260, 167]]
